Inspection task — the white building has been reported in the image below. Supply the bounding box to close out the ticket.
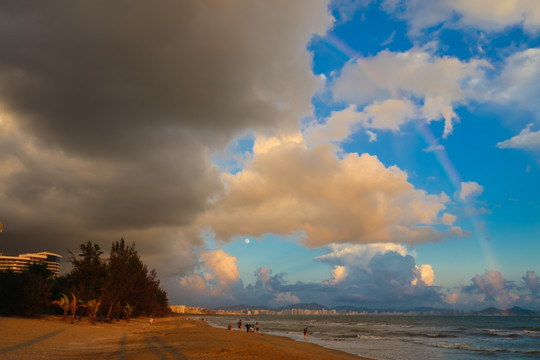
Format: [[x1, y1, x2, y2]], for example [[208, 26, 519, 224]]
[[0, 252, 62, 276]]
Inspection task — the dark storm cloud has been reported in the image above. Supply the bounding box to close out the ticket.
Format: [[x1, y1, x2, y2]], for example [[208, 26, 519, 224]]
[[0, 0, 331, 276], [0, 1, 328, 156]]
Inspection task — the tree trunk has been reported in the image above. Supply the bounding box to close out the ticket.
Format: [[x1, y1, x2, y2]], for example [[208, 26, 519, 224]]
[[106, 300, 116, 321]]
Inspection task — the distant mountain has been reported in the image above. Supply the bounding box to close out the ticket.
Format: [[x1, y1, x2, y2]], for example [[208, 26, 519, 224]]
[[475, 307, 500, 315], [505, 306, 537, 316], [474, 306, 539, 316]]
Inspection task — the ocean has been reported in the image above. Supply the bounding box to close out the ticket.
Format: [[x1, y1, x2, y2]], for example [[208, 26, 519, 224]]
[[206, 314, 540, 360]]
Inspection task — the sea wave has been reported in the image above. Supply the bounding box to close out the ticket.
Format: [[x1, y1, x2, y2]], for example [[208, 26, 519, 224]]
[[369, 330, 458, 339], [474, 328, 524, 338], [205, 314, 540, 360], [426, 341, 540, 355]]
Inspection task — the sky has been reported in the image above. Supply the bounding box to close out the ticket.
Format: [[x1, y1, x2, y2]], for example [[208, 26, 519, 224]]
[[0, 0, 539, 311]]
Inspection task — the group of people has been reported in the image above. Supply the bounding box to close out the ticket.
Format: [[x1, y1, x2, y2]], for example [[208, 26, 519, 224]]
[[227, 319, 260, 333], [233, 319, 259, 333], [229, 320, 309, 339]]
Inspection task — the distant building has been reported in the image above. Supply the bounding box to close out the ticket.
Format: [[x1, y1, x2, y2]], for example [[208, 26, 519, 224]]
[[0, 252, 62, 276], [170, 305, 186, 313], [169, 305, 216, 315]]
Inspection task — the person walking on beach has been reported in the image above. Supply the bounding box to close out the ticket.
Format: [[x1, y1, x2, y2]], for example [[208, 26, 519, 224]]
[[256, 322, 259, 334], [238, 320, 242, 331], [304, 327, 309, 339]]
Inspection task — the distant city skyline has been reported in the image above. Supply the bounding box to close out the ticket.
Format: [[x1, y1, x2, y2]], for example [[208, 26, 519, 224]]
[[170, 302, 539, 316], [0, 1, 539, 311]]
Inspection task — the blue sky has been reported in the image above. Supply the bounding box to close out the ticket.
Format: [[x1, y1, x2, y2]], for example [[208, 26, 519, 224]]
[[0, 1, 539, 311], [184, 0, 540, 310]]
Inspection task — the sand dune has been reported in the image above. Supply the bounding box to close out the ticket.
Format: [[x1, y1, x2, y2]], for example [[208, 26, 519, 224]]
[[0, 316, 373, 360]]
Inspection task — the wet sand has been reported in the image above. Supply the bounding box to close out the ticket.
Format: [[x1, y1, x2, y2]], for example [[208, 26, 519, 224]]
[[0, 316, 374, 360]]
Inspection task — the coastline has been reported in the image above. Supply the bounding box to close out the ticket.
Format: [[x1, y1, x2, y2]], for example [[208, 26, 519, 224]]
[[0, 315, 374, 360]]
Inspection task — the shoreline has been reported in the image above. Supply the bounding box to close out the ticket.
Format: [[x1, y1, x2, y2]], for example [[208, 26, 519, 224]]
[[0, 315, 375, 360], [203, 315, 366, 358]]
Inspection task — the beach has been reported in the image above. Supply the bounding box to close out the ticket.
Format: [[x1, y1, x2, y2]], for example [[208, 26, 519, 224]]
[[0, 316, 371, 360]]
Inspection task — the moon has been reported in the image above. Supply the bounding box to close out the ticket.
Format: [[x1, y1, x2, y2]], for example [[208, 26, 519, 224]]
[[244, 238, 250, 244]]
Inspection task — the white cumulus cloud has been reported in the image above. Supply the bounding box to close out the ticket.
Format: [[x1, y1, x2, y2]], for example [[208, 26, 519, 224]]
[[383, 0, 540, 34], [317, 243, 408, 269], [412, 264, 435, 286], [497, 123, 540, 151], [327, 47, 489, 139], [323, 265, 348, 285], [200, 249, 239, 286]]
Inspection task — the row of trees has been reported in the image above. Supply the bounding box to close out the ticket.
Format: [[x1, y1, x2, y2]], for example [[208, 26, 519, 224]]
[[0, 263, 53, 316], [0, 238, 170, 321]]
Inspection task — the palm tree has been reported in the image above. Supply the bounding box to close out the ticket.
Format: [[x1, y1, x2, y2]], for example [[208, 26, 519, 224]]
[[123, 302, 135, 323], [69, 293, 79, 324], [84, 299, 101, 325], [52, 293, 70, 321]]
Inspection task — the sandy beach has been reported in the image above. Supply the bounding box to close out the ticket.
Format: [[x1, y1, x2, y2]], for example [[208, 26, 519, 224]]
[[0, 316, 374, 360]]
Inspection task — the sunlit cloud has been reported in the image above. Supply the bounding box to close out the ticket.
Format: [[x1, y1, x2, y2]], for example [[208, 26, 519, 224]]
[[323, 265, 348, 285], [178, 249, 239, 301], [413, 264, 435, 286], [316, 243, 408, 269], [273, 292, 301, 306], [444, 292, 459, 305], [199, 134, 458, 247], [200, 249, 239, 286]]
